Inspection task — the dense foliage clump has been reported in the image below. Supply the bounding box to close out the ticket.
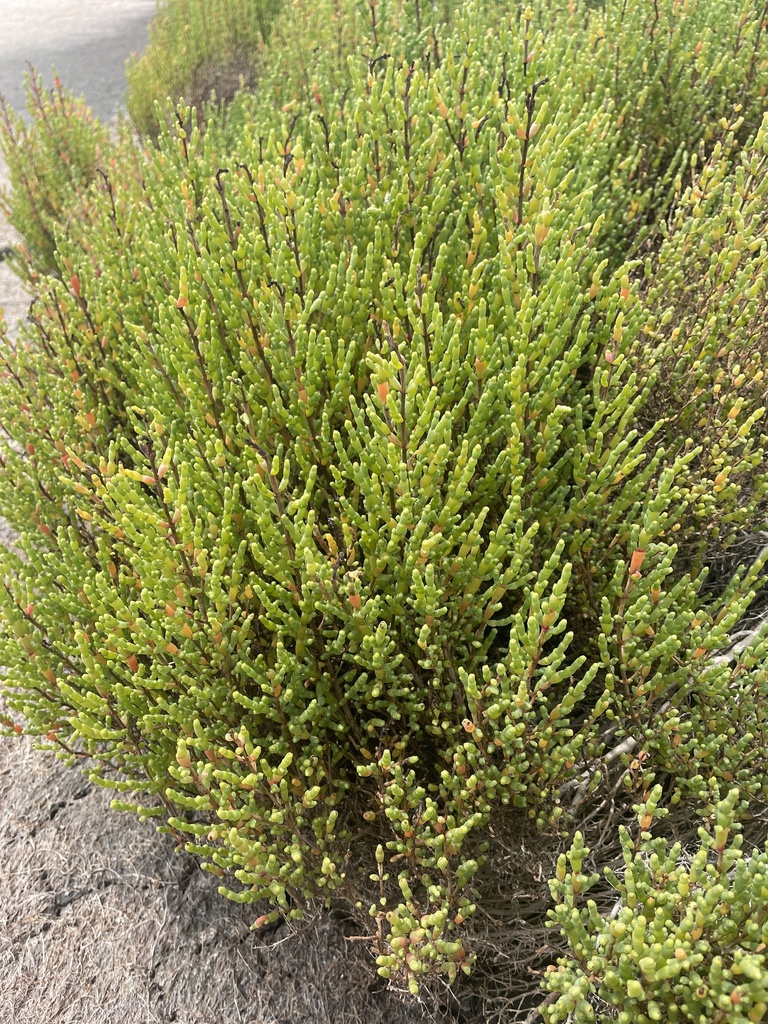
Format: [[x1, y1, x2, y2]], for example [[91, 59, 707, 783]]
[[0, 72, 117, 277], [0, 1, 767, 1019], [547, 787, 768, 1023], [126, 0, 282, 139]]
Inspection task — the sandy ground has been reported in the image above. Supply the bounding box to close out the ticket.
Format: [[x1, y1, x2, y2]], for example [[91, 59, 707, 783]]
[[0, 733, 423, 1024]]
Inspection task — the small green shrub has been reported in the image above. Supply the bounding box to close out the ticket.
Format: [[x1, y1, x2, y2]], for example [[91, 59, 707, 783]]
[[0, 71, 116, 278], [0, 0, 766, 1011], [126, 0, 282, 139], [637, 122, 768, 572], [545, 787, 768, 1024], [564, 0, 768, 261], [231, 0, 768, 264]]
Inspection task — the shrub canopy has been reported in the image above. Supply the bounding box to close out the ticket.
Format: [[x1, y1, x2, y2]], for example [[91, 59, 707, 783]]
[[126, 0, 282, 139], [0, 0, 767, 1016]]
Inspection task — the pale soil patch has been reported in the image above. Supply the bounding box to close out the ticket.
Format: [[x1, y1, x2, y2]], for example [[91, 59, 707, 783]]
[[0, 0, 156, 54]]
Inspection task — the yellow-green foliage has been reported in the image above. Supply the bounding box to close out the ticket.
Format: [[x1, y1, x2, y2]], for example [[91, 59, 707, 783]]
[[638, 124, 768, 566], [0, 0, 767, 1011], [539, 114, 768, 1024], [0, 71, 115, 278], [126, 0, 282, 138], [236, 0, 768, 258], [546, 788, 768, 1023]]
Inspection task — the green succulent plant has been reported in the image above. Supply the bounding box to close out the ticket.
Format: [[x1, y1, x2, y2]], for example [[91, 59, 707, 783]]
[[0, 0, 766, 1009]]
